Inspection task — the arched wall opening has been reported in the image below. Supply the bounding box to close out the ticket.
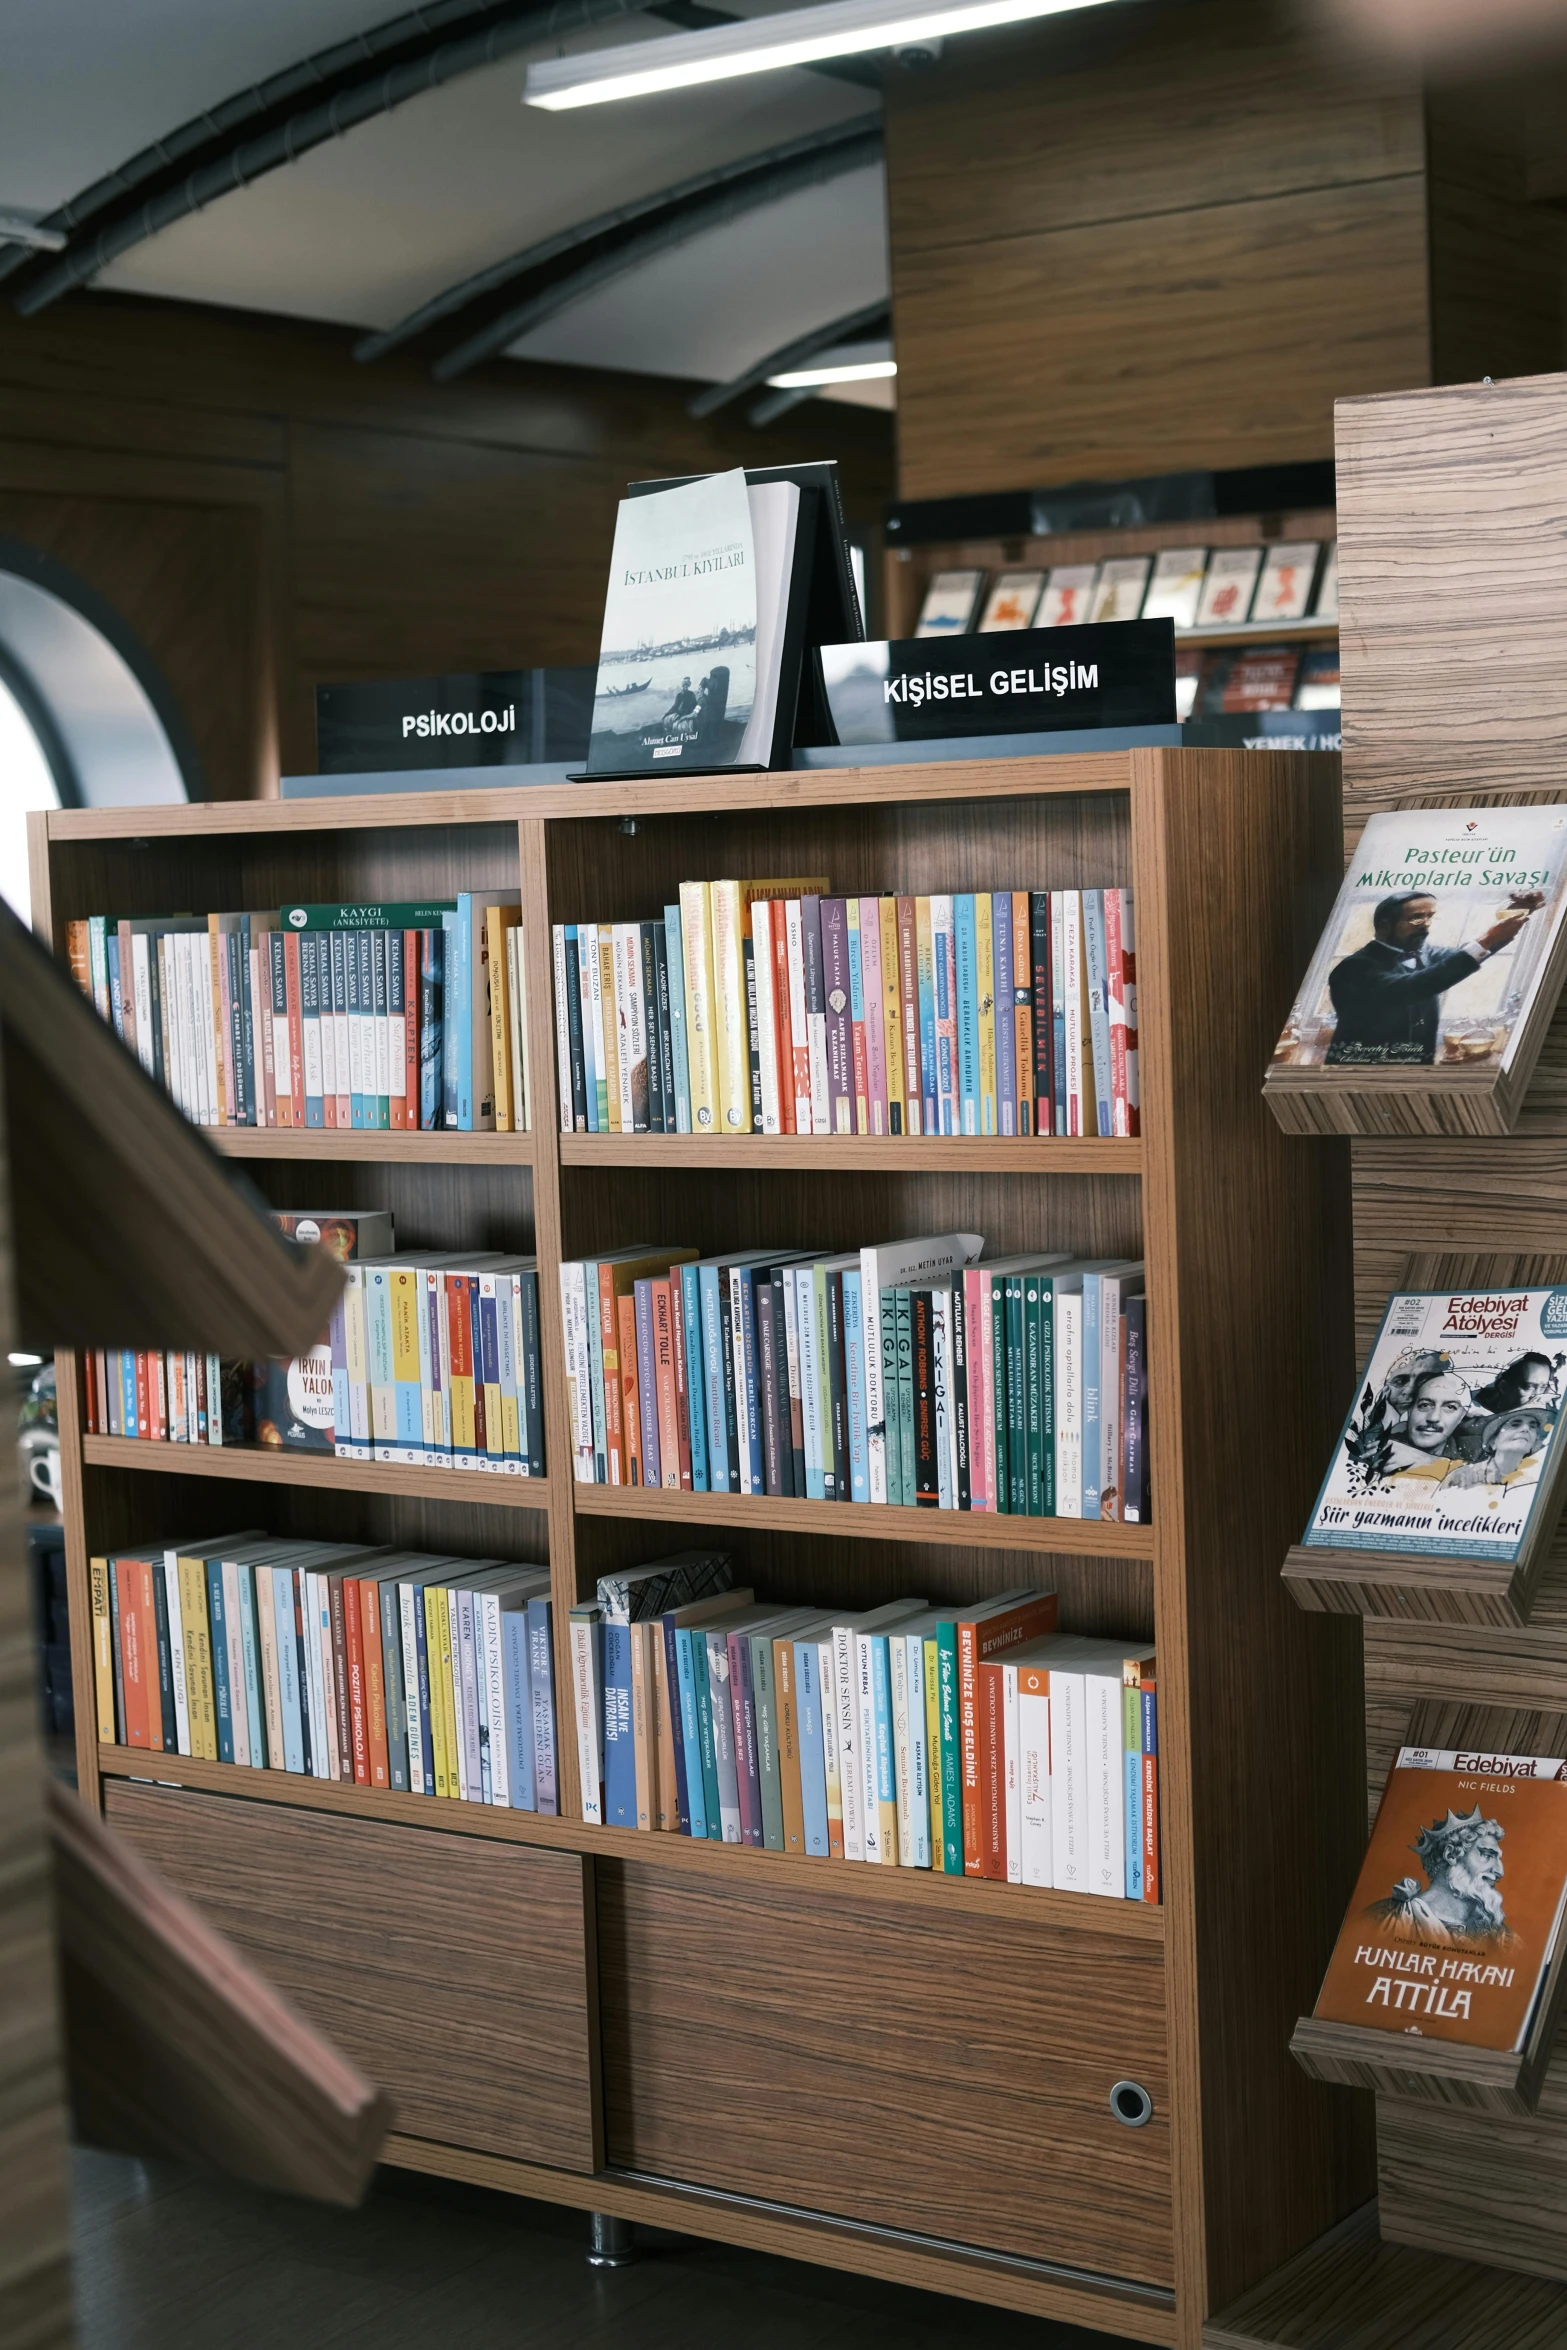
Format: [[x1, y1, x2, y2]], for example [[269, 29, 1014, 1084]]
[[0, 541, 195, 924]]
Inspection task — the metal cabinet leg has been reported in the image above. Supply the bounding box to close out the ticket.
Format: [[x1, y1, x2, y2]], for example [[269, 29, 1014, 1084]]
[[587, 2211, 637, 2268]]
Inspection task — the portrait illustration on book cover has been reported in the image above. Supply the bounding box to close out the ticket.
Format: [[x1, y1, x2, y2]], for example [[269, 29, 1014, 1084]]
[[1272, 805, 1567, 1072], [1313, 1751, 1567, 2051], [1304, 1285, 1567, 1558], [1367, 1804, 1514, 1948]]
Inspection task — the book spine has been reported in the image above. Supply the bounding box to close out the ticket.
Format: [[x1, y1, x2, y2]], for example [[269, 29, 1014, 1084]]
[[1105, 886, 1128, 1136], [911, 1289, 938, 1506], [679, 1261, 708, 1492], [601, 1621, 633, 1827], [915, 895, 938, 1134], [859, 895, 886, 1134], [709, 882, 745, 1136], [528, 1596, 557, 1816], [1142, 1683, 1160, 1903], [895, 895, 921, 1134], [634, 1279, 661, 1490], [706, 1630, 742, 1843], [801, 894, 829, 1135], [821, 897, 853, 1133], [1029, 891, 1051, 1136], [784, 897, 812, 1133], [679, 882, 718, 1134], [742, 931, 763, 1133], [1121, 890, 1140, 1136], [571, 1612, 603, 1824], [640, 917, 666, 1133], [750, 901, 781, 1134], [1124, 1678, 1144, 1899], [770, 898, 796, 1133], [991, 892, 1016, 1135], [652, 1277, 681, 1490], [664, 904, 692, 1132], [1084, 887, 1114, 1138], [847, 897, 869, 1133]]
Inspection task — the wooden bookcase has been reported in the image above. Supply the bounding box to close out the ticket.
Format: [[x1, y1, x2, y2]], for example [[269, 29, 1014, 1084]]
[[37, 745, 1366, 2350]]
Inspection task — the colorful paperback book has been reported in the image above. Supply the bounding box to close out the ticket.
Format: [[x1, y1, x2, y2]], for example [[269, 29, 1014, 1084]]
[[1313, 1743, 1567, 2051], [1270, 805, 1567, 1076], [1302, 1285, 1567, 1562]]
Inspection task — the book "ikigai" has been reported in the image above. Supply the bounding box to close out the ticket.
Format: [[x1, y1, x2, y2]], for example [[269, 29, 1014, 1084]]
[[1313, 1744, 1567, 2052]]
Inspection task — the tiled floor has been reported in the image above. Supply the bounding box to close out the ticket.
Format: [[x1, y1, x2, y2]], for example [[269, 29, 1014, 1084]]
[[70, 2148, 1148, 2349]]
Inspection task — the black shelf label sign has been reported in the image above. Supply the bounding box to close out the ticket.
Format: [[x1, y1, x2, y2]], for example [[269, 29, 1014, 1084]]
[[815, 621, 1175, 745]]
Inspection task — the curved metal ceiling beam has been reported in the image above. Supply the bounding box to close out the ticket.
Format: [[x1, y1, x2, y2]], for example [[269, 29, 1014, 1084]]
[[355, 115, 881, 364], [7, 0, 650, 315], [687, 294, 887, 417], [746, 383, 814, 426], [430, 120, 882, 380]]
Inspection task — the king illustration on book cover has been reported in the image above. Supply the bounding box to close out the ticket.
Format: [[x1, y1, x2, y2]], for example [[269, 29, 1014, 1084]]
[[1313, 1746, 1567, 2052]]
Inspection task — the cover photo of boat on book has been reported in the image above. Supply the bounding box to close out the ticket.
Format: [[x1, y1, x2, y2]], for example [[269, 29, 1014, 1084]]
[[1302, 1285, 1567, 1559], [1313, 1745, 1567, 2051], [586, 468, 758, 775], [1271, 805, 1567, 1072]]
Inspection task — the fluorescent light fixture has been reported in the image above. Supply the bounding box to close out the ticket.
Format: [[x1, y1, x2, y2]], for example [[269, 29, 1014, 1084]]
[[7, 1352, 42, 1367], [768, 358, 898, 387], [525, 0, 1118, 108], [0, 209, 65, 251]]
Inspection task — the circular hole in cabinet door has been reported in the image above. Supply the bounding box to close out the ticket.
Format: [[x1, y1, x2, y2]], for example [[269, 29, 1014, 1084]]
[[1110, 2078, 1154, 2128]]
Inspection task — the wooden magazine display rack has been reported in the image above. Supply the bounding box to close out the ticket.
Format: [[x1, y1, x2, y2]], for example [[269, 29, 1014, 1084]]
[[41, 743, 1366, 2350]]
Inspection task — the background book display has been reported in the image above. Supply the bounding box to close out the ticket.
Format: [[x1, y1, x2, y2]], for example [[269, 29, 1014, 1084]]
[[38, 733, 1360, 2346], [910, 540, 1336, 639]]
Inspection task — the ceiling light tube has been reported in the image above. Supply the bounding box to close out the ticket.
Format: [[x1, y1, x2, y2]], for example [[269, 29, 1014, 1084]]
[[768, 358, 898, 386], [525, 0, 1117, 108]]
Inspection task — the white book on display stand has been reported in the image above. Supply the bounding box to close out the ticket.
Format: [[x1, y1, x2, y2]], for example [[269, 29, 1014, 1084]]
[[1193, 545, 1262, 629], [914, 569, 985, 636], [1037, 565, 1099, 627], [1252, 541, 1321, 625], [1088, 556, 1152, 623], [1312, 542, 1339, 620], [976, 570, 1045, 631], [1141, 547, 1208, 629]]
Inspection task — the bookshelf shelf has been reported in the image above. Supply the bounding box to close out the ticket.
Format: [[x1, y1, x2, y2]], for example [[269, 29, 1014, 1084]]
[[1174, 620, 1338, 650], [559, 1132, 1141, 1173], [573, 1478, 1155, 1558], [93, 1742, 1166, 1939], [209, 1129, 535, 1165], [41, 743, 1364, 2350], [80, 1433, 553, 1513]]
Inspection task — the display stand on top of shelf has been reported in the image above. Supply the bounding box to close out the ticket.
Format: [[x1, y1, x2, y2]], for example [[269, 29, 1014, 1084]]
[[1213, 370, 1567, 2349], [37, 738, 1364, 2350]]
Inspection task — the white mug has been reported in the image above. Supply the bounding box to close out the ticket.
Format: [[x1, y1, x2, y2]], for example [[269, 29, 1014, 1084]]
[[27, 1443, 61, 1512]]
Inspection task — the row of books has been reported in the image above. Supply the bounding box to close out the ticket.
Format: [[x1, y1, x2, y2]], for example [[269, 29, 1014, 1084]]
[[64, 896, 534, 1131], [89, 1532, 560, 1810], [568, 1552, 1160, 1897], [84, 1213, 547, 1478], [1177, 643, 1340, 719], [555, 883, 1138, 1141], [916, 540, 1337, 636], [560, 1235, 1149, 1522]]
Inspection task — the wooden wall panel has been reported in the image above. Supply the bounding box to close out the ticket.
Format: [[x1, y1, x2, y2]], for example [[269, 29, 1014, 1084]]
[[1336, 373, 1567, 815], [597, 1860, 1174, 2285], [0, 293, 893, 793], [885, 0, 1428, 499], [107, 1780, 600, 2173]]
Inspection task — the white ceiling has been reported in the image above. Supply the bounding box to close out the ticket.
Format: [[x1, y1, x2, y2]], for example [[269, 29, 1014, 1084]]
[[0, 0, 894, 403]]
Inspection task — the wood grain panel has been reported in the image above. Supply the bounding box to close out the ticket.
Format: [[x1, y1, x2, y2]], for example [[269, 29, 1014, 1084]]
[[893, 178, 1429, 498], [597, 1859, 1173, 2282], [885, 0, 1426, 498], [1337, 373, 1567, 814], [106, 1780, 600, 2172], [1379, 2017, 1567, 2278], [1204, 2200, 1567, 2349], [886, 0, 1422, 258]]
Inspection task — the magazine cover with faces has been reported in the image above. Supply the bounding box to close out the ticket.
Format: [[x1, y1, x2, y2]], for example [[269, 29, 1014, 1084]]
[[1304, 1284, 1567, 1558]]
